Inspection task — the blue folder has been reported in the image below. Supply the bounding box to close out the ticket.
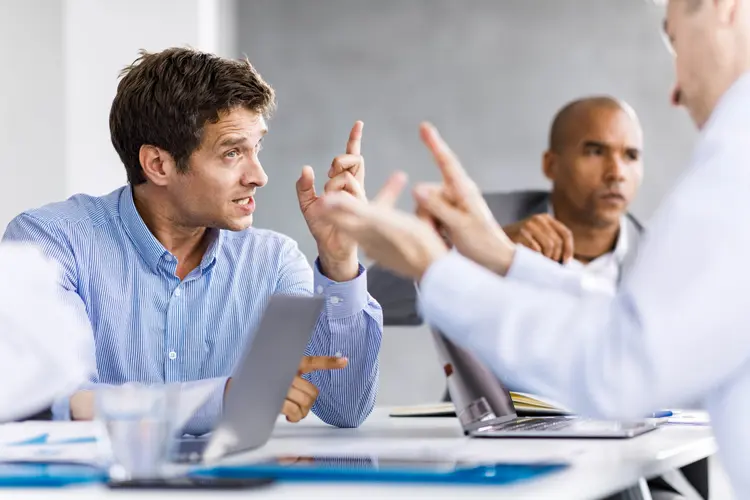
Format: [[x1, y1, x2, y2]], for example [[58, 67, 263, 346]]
[[193, 455, 568, 486], [0, 463, 105, 488]]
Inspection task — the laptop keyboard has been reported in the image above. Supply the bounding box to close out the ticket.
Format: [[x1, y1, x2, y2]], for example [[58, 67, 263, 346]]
[[492, 418, 577, 432]]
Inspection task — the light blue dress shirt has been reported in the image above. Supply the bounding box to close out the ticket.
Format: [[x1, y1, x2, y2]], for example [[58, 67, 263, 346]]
[[418, 71, 750, 498], [2, 186, 382, 435]]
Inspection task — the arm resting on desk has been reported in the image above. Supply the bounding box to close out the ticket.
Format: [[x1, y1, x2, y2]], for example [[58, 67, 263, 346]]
[[59, 378, 228, 437]]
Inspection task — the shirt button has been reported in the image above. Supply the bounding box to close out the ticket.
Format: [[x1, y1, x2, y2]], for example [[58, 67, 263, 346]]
[[330, 296, 341, 305], [174, 288, 181, 297], [316, 286, 323, 294], [168, 351, 177, 360]]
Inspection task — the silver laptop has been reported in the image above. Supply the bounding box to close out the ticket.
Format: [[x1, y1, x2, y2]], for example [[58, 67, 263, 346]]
[[431, 329, 659, 439], [175, 294, 325, 463]]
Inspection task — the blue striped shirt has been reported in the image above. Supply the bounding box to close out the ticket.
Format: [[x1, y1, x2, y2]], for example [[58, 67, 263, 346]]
[[2, 186, 382, 435]]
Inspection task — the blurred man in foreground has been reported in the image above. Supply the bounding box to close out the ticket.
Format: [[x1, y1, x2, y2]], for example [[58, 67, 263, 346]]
[[0, 244, 91, 421], [317, 0, 750, 496]]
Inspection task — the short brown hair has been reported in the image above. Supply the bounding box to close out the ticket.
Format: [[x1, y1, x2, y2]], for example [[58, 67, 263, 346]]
[[110, 47, 276, 185]]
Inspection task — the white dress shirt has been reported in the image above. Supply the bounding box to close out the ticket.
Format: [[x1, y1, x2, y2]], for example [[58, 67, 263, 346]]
[[549, 203, 629, 295], [419, 71, 750, 497], [0, 243, 92, 421]]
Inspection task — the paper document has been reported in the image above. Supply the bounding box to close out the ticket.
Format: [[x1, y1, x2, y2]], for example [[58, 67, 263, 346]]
[[0, 421, 102, 464], [0, 381, 219, 465], [389, 392, 571, 418]]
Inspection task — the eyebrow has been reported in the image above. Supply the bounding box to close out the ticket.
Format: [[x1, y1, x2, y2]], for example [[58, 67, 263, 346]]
[[582, 140, 608, 149], [583, 140, 641, 155], [217, 136, 249, 149], [215, 129, 268, 150]]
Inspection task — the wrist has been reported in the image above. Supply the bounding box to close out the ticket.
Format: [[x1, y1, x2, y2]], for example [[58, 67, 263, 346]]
[[485, 240, 517, 276], [318, 252, 359, 282], [417, 246, 449, 283]]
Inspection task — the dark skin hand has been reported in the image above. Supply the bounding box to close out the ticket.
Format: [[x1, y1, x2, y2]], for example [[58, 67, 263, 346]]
[[503, 214, 575, 264]]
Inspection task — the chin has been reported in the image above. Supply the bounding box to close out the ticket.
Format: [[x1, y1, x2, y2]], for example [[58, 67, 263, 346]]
[[222, 215, 254, 232], [592, 214, 622, 229]]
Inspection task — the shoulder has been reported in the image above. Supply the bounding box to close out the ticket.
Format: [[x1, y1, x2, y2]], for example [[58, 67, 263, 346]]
[[7, 188, 124, 236]]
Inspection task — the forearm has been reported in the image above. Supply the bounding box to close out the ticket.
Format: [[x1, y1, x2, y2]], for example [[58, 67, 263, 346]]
[[306, 308, 381, 427], [58, 378, 228, 437], [419, 249, 750, 420], [306, 261, 382, 427]]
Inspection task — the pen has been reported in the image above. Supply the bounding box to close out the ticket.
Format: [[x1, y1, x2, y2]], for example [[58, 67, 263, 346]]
[[650, 410, 673, 418]]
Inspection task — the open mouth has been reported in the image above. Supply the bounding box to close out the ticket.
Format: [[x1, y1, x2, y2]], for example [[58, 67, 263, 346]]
[[232, 197, 253, 205]]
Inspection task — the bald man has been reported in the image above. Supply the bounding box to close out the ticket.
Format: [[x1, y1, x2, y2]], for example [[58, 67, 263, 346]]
[[368, 96, 645, 324]]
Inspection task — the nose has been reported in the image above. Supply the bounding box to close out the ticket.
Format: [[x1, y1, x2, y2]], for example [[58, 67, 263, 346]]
[[604, 155, 626, 183], [241, 156, 268, 188]]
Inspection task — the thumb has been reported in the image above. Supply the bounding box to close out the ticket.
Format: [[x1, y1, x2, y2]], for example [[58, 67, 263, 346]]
[[296, 166, 317, 208]]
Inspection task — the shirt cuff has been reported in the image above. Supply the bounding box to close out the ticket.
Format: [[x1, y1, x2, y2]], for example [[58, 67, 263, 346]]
[[506, 245, 584, 293], [51, 394, 73, 421], [313, 259, 369, 319]]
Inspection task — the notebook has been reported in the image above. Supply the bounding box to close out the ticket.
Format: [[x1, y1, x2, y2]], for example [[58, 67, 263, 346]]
[[389, 392, 571, 418]]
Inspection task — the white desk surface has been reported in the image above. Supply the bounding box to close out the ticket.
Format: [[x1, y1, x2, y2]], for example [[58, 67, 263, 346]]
[[0, 408, 716, 500]]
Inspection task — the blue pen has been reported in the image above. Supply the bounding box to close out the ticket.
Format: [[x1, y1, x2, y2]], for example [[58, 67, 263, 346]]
[[650, 410, 673, 418]]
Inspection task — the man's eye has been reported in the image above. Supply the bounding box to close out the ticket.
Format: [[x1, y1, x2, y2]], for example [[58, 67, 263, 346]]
[[225, 150, 239, 158]]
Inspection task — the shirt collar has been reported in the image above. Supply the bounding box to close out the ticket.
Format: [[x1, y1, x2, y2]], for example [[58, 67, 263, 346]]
[[118, 186, 223, 274], [547, 201, 629, 265]]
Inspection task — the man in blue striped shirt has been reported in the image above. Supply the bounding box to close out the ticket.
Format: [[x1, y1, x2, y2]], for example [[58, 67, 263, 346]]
[[2, 48, 383, 435]]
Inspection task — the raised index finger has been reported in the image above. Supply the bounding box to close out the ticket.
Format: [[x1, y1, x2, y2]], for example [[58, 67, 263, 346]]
[[419, 122, 468, 191], [298, 355, 349, 374], [373, 172, 408, 208], [346, 121, 364, 155]]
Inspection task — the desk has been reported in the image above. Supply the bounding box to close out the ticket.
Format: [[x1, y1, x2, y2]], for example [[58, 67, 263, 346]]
[[0, 408, 716, 500]]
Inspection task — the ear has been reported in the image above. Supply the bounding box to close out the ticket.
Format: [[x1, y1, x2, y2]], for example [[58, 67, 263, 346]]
[[715, 0, 738, 25], [542, 150, 558, 182], [139, 145, 176, 187]]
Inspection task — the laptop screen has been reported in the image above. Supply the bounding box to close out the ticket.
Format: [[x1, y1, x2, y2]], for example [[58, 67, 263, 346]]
[[430, 329, 517, 433]]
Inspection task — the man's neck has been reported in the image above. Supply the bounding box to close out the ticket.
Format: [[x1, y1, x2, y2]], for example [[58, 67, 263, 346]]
[[551, 201, 620, 263], [132, 185, 210, 279]]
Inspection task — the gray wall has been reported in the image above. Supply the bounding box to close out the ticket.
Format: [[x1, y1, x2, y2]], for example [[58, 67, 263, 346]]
[[237, 0, 698, 405], [0, 0, 66, 229]]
